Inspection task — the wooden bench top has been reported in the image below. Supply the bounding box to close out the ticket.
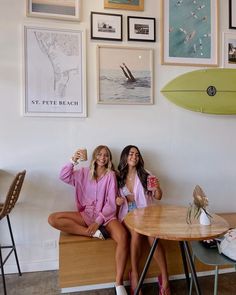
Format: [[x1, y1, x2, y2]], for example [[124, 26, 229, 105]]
[[59, 213, 236, 244]]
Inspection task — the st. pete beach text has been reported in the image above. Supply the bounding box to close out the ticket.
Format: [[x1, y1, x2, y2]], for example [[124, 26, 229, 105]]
[[31, 100, 79, 106]]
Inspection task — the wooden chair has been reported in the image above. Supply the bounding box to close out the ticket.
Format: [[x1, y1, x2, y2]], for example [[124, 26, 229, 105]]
[[0, 170, 26, 295]]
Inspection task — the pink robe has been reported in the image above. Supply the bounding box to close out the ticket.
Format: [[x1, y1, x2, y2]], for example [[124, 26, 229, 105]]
[[118, 173, 153, 222], [60, 163, 117, 226]]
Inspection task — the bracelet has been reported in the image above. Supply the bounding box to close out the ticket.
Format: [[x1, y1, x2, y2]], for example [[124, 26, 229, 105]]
[[70, 158, 78, 165]]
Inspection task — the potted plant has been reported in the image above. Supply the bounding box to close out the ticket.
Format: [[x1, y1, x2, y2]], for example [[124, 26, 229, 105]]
[[186, 185, 212, 225]]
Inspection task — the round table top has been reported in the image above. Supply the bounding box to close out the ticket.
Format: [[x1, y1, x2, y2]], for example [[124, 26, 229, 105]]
[[124, 204, 229, 241]]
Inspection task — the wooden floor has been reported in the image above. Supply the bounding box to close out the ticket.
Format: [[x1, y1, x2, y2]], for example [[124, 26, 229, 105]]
[[0, 270, 236, 294]]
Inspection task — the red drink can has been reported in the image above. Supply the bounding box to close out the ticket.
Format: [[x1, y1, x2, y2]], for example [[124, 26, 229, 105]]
[[147, 175, 158, 191]]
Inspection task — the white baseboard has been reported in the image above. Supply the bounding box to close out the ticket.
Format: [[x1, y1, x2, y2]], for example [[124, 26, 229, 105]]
[[4, 260, 58, 274], [60, 268, 236, 294]]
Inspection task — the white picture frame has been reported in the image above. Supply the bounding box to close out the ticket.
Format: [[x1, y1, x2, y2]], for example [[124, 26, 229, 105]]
[[97, 45, 153, 105], [26, 0, 80, 22], [161, 0, 219, 66], [23, 25, 87, 117], [223, 32, 236, 68]]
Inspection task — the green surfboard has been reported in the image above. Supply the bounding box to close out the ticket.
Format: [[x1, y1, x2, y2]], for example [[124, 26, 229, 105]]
[[161, 69, 236, 114]]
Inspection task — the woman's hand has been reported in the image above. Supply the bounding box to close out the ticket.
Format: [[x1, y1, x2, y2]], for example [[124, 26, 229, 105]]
[[116, 196, 125, 206], [152, 181, 162, 200], [86, 222, 99, 236], [126, 193, 135, 202], [71, 150, 84, 163]]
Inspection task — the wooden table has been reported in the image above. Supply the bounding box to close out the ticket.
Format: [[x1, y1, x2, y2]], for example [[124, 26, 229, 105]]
[[124, 204, 229, 295]]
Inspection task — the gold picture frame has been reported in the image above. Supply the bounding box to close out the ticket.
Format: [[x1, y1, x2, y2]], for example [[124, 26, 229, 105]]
[[104, 0, 144, 11]]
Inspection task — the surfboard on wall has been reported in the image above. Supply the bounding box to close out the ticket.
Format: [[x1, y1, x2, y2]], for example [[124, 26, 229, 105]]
[[161, 69, 236, 114]]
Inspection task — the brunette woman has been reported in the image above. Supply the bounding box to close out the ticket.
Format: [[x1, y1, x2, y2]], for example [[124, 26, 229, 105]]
[[116, 145, 171, 295]]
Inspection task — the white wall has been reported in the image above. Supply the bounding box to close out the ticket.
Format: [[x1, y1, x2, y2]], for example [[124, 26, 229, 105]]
[[0, 0, 235, 273]]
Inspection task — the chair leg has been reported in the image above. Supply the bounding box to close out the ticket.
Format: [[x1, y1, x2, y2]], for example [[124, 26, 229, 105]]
[[189, 255, 195, 295], [0, 245, 7, 295], [6, 215, 22, 276], [214, 266, 219, 295]]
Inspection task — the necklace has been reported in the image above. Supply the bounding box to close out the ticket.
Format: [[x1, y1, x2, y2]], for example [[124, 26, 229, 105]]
[[127, 174, 135, 181]]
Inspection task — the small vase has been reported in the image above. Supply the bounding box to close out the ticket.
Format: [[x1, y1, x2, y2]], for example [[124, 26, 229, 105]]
[[199, 209, 211, 225]]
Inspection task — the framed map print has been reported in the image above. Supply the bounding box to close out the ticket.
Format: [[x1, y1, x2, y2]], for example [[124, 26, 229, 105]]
[[23, 26, 87, 117]]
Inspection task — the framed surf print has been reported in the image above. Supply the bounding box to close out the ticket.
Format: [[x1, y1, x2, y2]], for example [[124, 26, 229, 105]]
[[161, 0, 219, 66], [229, 0, 236, 29], [104, 0, 144, 11], [97, 45, 153, 105], [223, 32, 236, 68], [128, 16, 156, 42], [26, 0, 80, 21], [23, 25, 87, 117], [91, 12, 123, 41]]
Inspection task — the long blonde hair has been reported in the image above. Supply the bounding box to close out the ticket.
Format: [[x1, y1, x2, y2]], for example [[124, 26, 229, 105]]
[[89, 145, 114, 179]]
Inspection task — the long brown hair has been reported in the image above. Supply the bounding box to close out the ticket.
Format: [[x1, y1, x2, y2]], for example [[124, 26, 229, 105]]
[[89, 145, 114, 179], [117, 145, 149, 189]]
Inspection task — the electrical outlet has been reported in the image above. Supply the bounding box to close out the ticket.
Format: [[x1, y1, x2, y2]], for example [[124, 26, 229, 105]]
[[42, 240, 57, 249]]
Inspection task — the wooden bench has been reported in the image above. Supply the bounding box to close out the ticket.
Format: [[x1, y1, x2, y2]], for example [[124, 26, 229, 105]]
[[59, 213, 236, 291]]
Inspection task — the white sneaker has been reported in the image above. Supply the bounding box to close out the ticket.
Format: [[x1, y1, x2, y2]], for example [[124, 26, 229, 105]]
[[115, 285, 127, 295], [92, 229, 105, 240]]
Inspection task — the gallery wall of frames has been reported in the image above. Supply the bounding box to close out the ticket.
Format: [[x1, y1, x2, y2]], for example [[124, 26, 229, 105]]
[[24, 0, 236, 115]]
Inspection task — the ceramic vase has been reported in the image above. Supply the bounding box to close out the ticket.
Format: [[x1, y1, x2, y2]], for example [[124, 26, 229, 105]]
[[199, 209, 211, 225]]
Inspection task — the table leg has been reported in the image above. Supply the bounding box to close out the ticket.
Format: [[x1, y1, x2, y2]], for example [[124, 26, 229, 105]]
[[179, 241, 190, 290], [183, 241, 202, 295], [134, 238, 159, 295]]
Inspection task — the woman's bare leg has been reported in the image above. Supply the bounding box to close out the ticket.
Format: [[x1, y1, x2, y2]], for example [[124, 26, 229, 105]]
[[147, 237, 170, 291], [105, 219, 129, 286], [48, 211, 90, 236], [130, 230, 143, 295]]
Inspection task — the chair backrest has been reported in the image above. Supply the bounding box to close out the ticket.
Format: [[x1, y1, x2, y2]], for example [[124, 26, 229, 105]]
[[0, 170, 26, 220]]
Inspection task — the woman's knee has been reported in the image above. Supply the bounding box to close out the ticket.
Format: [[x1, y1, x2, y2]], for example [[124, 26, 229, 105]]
[[48, 212, 60, 227], [107, 220, 129, 246]]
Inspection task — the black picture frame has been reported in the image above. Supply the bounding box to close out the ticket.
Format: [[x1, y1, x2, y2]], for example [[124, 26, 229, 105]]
[[91, 11, 123, 41], [229, 0, 236, 29], [127, 16, 156, 42]]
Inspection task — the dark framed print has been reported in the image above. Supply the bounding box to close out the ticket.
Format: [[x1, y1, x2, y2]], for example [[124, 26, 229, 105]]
[[26, 0, 80, 21], [128, 16, 156, 42], [104, 0, 144, 11], [91, 12, 123, 41], [229, 0, 236, 29]]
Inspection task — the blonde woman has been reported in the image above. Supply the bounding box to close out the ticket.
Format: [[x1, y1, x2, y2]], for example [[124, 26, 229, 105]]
[[48, 145, 129, 295]]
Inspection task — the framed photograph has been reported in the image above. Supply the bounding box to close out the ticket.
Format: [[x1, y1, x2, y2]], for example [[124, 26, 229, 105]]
[[91, 12, 123, 41], [223, 32, 236, 68], [26, 0, 80, 21], [161, 0, 219, 66], [97, 45, 153, 105], [23, 25, 87, 117], [229, 0, 236, 29], [128, 16, 156, 42], [104, 0, 144, 11]]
